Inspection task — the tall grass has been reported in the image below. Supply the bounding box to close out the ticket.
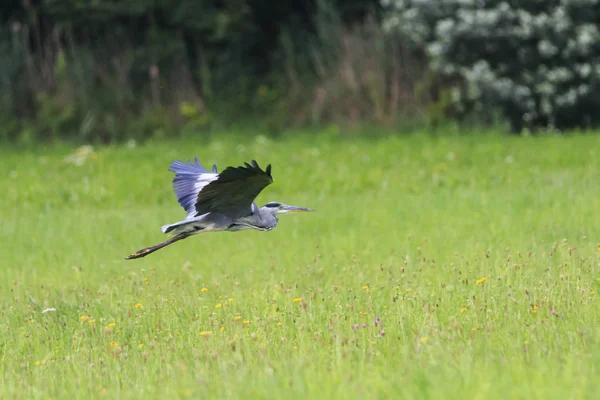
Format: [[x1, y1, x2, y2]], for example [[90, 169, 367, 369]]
[[1, 131, 600, 398]]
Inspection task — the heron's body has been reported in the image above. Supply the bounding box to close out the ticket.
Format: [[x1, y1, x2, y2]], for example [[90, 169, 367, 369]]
[[160, 204, 279, 235], [125, 158, 313, 259]]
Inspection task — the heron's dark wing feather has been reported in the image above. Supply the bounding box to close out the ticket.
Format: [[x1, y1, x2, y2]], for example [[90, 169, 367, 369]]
[[195, 160, 273, 215]]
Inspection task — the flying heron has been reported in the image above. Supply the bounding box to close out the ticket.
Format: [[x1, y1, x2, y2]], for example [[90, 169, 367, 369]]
[[125, 158, 314, 260]]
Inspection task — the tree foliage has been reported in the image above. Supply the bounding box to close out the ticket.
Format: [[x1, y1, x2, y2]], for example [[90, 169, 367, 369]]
[[383, 0, 600, 132]]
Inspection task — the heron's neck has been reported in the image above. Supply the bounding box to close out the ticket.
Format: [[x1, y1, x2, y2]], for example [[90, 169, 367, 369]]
[[256, 208, 279, 230]]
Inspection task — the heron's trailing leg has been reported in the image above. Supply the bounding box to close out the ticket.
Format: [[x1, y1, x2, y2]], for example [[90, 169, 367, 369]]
[[125, 231, 195, 260]]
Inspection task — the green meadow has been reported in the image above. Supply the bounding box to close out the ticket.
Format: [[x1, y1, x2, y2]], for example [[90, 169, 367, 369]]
[[1, 131, 600, 399]]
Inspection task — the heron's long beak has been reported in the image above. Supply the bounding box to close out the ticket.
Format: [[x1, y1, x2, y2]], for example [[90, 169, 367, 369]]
[[282, 205, 315, 213]]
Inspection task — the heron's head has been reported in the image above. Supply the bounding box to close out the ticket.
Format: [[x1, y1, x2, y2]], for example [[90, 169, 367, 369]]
[[262, 202, 315, 215]]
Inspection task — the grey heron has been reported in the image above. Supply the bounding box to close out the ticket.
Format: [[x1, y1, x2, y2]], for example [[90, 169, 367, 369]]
[[125, 158, 314, 260]]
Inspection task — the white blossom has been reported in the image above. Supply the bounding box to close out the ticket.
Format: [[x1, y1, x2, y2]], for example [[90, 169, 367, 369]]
[[383, 0, 600, 129]]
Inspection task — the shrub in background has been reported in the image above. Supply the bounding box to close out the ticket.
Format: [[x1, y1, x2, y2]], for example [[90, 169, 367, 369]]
[[383, 0, 600, 132]]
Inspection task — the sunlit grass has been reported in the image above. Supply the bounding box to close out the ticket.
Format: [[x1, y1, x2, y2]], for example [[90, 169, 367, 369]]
[[1, 131, 600, 398]]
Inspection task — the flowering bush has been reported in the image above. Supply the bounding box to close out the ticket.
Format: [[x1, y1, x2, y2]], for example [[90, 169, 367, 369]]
[[383, 0, 600, 132]]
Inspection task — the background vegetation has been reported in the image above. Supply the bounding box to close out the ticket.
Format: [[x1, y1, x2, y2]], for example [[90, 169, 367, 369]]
[[4, 0, 600, 144], [1, 0, 393, 144]]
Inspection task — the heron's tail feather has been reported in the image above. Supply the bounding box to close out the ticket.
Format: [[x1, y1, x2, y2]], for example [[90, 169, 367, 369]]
[[125, 232, 194, 260], [161, 221, 183, 234], [161, 218, 205, 234]]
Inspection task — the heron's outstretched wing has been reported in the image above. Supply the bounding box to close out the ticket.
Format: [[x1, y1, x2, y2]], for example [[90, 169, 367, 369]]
[[169, 157, 219, 218], [195, 160, 273, 215]]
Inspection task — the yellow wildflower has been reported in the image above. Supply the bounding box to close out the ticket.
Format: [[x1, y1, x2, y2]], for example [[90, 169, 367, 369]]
[[115, 330, 121, 335], [531, 305, 538, 314], [110, 341, 119, 347], [235, 316, 242, 321], [420, 337, 428, 344], [35, 361, 41, 366], [277, 322, 282, 327], [201, 287, 208, 293], [200, 331, 212, 336], [80, 315, 89, 321], [592, 291, 596, 295], [215, 303, 222, 309], [105, 322, 116, 328], [460, 308, 467, 314], [144, 277, 149, 284], [139, 344, 144, 349], [88, 319, 95, 324], [362, 285, 369, 290], [243, 320, 250, 325], [475, 277, 488, 285], [370, 341, 376, 344], [228, 298, 234, 303], [135, 303, 143, 308], [293, 298, 302, 303], [220, 326, 225, 332]]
